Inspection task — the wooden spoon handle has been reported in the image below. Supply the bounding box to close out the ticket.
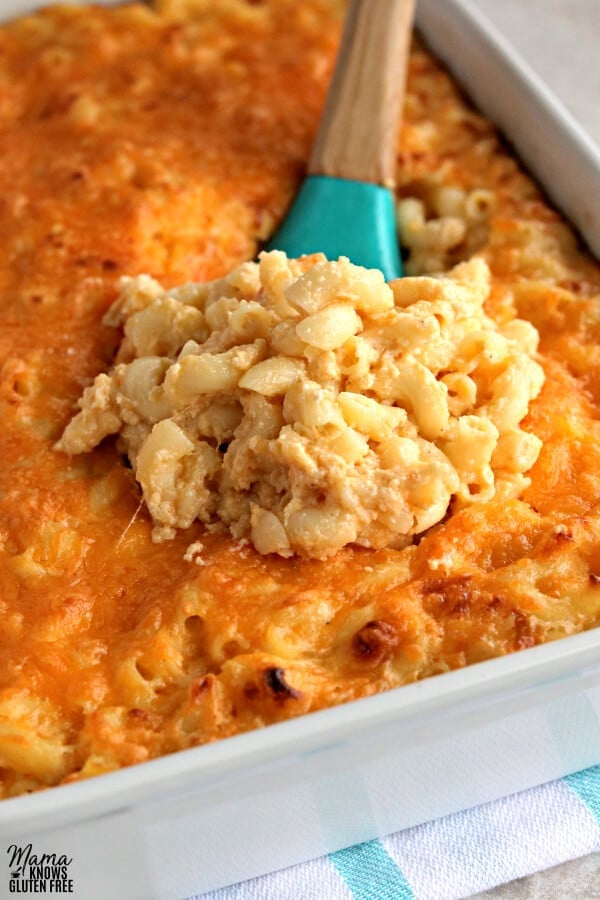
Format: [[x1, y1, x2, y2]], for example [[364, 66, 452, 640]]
[[309, 0, 415, 187]]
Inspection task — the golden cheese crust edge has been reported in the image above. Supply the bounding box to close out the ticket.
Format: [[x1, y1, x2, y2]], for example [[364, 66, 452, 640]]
[[1, 0, 600, 798]]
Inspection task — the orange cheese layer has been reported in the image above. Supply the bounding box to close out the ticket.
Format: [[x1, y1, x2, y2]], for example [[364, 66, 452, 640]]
[[1, 0, 600, 798]]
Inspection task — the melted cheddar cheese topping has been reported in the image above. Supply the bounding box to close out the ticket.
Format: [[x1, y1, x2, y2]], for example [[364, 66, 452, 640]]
[[1, 0, 600, 798]]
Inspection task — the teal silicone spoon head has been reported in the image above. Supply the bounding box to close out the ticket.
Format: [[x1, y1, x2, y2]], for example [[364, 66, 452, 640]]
[[266, 0, 416, 280], [267, 175, 402, 281]]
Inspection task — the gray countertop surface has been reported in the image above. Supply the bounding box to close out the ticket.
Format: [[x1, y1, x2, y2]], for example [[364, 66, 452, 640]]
[[463, 2, 599, 897], [472, 852, 600, 899]]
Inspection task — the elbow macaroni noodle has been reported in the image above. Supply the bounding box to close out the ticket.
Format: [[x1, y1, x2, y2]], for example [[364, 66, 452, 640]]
[[58, 253, 544, 559], [397, 185, 496, 275]]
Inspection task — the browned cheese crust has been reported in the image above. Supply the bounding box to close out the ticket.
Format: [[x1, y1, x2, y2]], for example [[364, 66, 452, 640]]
[[1, 0, 600, 798]]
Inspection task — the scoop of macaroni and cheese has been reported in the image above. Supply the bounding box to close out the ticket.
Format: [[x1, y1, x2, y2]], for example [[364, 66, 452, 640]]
[[57, 252, 544, 558]]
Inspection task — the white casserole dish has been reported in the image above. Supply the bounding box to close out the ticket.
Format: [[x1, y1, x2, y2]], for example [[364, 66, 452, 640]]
[[2, 1, 600, 897]]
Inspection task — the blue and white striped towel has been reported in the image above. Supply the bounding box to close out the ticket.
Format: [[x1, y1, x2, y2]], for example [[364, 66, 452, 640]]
[[196, 765, 600, 899]]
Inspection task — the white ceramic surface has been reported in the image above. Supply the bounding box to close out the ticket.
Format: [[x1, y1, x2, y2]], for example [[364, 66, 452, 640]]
[[472, 0, 600, 148], [1, 1, 600, 897]]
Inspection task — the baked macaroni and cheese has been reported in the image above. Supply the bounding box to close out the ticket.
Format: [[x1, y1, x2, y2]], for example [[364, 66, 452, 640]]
[[58, 254, 545, 558], [2, 0, 600, 800]]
